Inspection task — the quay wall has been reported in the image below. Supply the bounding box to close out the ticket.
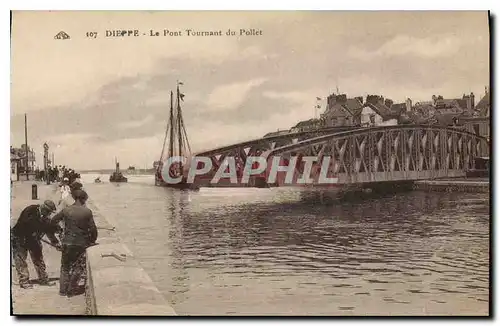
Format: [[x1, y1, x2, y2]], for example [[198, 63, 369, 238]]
[[84, 199, 176, 316], [413, 179, 489, 193]]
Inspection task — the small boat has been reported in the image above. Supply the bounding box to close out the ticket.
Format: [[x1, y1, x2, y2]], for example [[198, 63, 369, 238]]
[[110, 159, 128, 183], [94, 177, 102, 183]]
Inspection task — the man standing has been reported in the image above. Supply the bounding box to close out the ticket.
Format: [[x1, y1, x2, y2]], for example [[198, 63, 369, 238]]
[[11, 200, 60, 289], [51, 190, 97, 296], [58, 180, 85, 210], [70, 181, 83, 193]]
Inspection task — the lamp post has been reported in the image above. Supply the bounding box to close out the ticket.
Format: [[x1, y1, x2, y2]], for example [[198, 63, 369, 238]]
[[43, 142, 49, 185], [24, 114, 28, 180]]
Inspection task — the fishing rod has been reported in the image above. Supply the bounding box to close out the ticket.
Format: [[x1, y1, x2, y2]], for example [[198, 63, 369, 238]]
[[97, 226, 116, 231]]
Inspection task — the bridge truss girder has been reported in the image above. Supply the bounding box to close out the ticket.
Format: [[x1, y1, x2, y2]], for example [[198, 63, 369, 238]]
[[188, 125, 488, 188]]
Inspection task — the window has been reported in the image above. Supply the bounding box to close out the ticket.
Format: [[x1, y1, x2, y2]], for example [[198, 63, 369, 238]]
[[369, 114, 376, 124]]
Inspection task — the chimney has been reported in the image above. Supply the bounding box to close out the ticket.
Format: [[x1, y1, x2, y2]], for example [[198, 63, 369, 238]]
[[366, 95, 379, 105], [327, 93, 336, 109], [335, 94, 347, 104], [377, 96, 386, 108], [470, 92, 475, 110], [405, 98, 412, 112]]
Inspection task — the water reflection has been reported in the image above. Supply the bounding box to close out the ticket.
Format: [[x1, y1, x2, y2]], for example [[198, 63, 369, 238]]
[[165, 190, 190, 304], [83, 174, 489, 315]]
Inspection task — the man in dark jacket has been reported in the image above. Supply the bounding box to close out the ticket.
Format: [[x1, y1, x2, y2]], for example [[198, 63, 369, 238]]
[[11, 200, 60, 289], [51, 190, 97, 296]]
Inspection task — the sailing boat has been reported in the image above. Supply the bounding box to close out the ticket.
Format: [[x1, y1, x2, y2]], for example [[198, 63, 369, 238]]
[[155, 82, 194, 189]]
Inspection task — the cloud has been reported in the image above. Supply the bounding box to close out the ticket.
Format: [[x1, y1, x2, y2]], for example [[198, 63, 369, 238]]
[[118, 114, 155, 129], [188, 104, 318, 152], [206, 78, 268, 111], [348, 34, 463, 60], [46, 133, 166, 170], [262, 90, 321, 104], [50, 132, 95, 144], [10, 12, 273, 114]]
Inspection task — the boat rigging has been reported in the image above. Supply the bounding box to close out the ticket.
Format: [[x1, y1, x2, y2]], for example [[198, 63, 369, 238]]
[[155, 81, 193, 189]]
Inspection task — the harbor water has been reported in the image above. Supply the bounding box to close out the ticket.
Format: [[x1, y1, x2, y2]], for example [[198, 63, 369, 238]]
[[80, 173, 490, 316]]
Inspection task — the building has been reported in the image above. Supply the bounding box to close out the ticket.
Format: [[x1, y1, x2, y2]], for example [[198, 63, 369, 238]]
[[10, 152, 21, 181], [410, 92, 475, 120], [290, 118, 322, 133], [263, 129, 292, 138], [390, 100, 410, 116], [432, 92, 475, 114], [361, 95, 400, 127], [433, 111, 462, 127], [413, 102, 436, 118], [285, 89, 487, 135], [461, 87, 490, 157], [322, 94, 363, 127], [474, 87, 490, 117], [11, 145, 36, 174]]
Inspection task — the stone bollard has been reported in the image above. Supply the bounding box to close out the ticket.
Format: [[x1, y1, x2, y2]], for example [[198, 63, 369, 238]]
[[32, 184, 38, 200]]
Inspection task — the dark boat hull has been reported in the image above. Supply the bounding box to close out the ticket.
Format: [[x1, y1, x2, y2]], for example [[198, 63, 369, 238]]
[[155, 175, 198, 190], [110, 178, 128, 182], [110, 172, 128, 182]]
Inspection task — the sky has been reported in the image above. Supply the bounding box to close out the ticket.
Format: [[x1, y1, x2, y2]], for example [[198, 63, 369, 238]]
[[10, 11, 489, 170]]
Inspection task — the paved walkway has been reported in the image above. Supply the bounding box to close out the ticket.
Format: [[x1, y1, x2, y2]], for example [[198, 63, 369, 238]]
[[11, 181, 85, 315]]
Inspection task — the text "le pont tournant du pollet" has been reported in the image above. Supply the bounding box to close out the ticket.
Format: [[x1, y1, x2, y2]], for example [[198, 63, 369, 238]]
[[101, 29, 263, 38]]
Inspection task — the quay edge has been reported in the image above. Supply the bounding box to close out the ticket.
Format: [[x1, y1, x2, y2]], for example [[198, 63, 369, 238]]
[[413, 178, 489, 193], [83, 197, 177, 315]]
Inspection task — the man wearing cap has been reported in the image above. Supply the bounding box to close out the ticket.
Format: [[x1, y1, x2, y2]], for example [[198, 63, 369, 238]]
[[51, 189, 97, 296], [11, 200, 61, 289], [70, 181, 83, 192]]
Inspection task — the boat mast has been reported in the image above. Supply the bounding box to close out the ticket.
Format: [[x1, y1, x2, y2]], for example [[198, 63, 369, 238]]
[[176, 82, 191, 156], [177, 83, 183, 159], [168, 90, 175, 159]]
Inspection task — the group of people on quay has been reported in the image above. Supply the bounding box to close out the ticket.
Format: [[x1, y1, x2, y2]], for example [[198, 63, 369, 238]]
[[11, 172, 98, 297], [34, 165, 81, 184]]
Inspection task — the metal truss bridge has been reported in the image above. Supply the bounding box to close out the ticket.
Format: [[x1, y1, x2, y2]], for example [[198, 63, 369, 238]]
[[185, 125, 489, 189]]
